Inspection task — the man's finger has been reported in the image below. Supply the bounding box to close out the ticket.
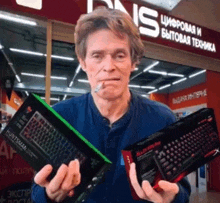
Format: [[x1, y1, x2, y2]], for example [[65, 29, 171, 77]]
[[48, 164, 68, 193], [62, 159, 81, 191], [142, 181, 163, 203], [34, 164, 53, 187], [129, 163, 147, 200], [72, 159, 81, 186], [158, 180, 179, 194]]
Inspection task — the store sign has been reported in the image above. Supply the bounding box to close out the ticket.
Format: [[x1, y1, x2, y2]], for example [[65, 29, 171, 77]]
[[172, 89, 207, 104], [160, 16, 215, 52], [1, 0, 220, 59], [88, 0, 160, 38], [88, 0, 219, 59]]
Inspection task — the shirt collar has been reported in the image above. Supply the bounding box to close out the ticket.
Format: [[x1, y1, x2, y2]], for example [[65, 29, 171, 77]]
[[88, 91, 136, 128]]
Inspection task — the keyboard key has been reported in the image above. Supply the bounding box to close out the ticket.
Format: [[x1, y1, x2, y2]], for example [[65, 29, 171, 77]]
[[20, 111, 87, 167]]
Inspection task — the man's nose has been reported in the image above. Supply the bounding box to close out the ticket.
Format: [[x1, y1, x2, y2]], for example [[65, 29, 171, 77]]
[[103, 55, 116, 72]]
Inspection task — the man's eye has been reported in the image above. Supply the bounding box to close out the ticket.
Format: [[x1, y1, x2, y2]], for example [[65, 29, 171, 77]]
[[93, 54, 102, 59], [116, 53, 126, 60]]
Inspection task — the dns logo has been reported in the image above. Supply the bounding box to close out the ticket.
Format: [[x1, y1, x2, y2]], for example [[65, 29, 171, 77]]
[[87, 0, 160, 38]]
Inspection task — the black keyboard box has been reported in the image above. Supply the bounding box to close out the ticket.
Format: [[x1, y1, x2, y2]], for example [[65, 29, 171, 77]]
[[0, 94, 112, 203], [122, 108, 220, 200]]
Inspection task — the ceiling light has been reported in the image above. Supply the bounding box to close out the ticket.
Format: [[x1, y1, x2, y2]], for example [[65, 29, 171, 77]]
[[0, 44, 3, 49], [141, 86, 155, 89], [51, 76, 67, 80], [41, 97, 60, 101], [21, 72, 67, 80], [172, 77, 187, 85], [141, 0, 182, 11], [167, 73, 184, 77], [129, 84, 141, 88], [15, 75, 21, 83], [10, 48, 44, 56], [148, 89, 158, 94], [159, 84, 171, 90], [51, 55, 74, 61], [68, 64, 81, 87], [149, 70, 167, 76], [63, 94, 67, 100], [25, 91, 29, 96], [78, 79, 90, 83], [143, 61, 159, 72], [130, 72, 143, 80], [69, 81, 74, 87], [21, 73, 44, 78], [131, 61, 159, 80], [10, 48, 73, 61], [0, 12, 37, 26], [76, 65, 81, 74], [189, 70, 206, 78]]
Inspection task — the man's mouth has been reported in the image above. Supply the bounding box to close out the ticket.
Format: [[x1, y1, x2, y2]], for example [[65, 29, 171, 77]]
[[101, 78, 120, 81]]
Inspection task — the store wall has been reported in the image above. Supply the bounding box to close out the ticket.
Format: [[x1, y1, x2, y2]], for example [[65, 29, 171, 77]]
[[150, 82, 207, 110], [168, 83, 207, 110], [149, 93, 169, 106], [206, 70, 220, 191], [150, 75, 220, 191]]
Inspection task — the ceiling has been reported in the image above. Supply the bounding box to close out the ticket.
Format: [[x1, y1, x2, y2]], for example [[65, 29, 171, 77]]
[[1, 0, 217, 105]]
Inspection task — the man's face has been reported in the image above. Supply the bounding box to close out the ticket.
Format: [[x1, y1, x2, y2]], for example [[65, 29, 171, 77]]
[[79, 29, 136, 100]]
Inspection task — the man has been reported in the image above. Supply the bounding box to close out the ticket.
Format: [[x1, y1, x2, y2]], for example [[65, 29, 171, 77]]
[[32, 7, 191, 203]]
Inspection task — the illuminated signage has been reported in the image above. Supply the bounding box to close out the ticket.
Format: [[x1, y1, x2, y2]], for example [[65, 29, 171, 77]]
[[172, 89, 207, 104], [88, 0, 160, 38], [1, 0, 219, 59], [161, 15, 216, 52], [88, 0, 218, 57]]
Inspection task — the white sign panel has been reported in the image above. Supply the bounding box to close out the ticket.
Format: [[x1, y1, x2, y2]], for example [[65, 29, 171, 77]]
[[16, 0, 42, 10]]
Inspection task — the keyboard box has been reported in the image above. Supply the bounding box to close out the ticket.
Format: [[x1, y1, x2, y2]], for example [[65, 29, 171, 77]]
[[0, 93, 112, 203], [122, 108, 220, 200]]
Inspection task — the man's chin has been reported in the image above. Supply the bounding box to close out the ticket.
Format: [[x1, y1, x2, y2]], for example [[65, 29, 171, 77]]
[[97, 90, 122, 101]]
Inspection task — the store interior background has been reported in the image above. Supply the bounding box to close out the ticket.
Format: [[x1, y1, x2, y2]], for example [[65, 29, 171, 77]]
[[1, 0, 220, 202]]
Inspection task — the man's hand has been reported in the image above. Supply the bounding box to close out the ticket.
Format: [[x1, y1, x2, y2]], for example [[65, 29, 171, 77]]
[[129, 163, 179, 203], [34, 159, 81, 202]]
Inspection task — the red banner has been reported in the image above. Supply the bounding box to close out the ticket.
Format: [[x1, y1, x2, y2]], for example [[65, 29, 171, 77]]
[[0, 137, 34, 202]]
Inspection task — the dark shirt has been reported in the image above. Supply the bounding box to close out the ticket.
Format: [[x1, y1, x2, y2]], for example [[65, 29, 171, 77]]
[[32, 92, 191, 203]]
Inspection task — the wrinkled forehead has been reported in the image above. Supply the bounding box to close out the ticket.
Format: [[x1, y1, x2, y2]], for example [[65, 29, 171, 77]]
[[85, 29, 131, 55]]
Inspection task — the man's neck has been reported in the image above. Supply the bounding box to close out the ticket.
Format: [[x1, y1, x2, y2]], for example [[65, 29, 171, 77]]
[[92, 90, 131, 125]]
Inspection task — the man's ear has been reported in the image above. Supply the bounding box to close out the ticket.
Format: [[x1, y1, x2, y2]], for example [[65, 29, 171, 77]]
[[79, 58, 86, 72]]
